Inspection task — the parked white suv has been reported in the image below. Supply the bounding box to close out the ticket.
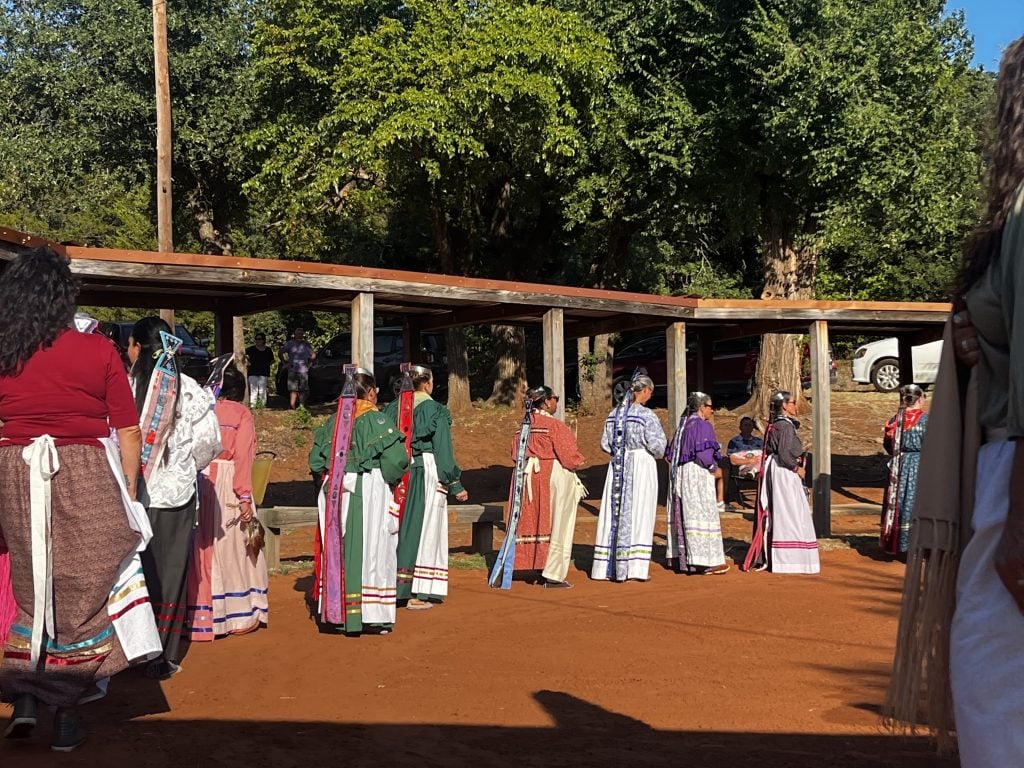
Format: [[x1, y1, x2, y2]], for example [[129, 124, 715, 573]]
[[851, 337, 943, 392]]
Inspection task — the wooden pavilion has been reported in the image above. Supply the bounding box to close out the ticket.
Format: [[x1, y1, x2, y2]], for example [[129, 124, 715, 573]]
[[0, 227, 950, 535]]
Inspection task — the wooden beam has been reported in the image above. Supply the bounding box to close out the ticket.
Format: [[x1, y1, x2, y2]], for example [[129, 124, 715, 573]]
[[565, 314, 668, 341], [219, 287, 349, 317], [666, 323, 687, 431], [67, 258, 688, 319], [79, 289, 217, 311], [809, 320, 832, 538], [543, 309, 566, 420], [700, 319, 807, 342], [351, 292, 374, 373], [416, 303, 541, 331]]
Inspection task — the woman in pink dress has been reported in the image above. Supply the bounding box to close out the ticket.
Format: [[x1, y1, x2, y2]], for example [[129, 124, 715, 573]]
[[187, 366, 268, 640]]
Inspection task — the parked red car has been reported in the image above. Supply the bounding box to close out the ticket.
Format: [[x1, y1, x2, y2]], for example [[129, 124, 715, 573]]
[[611, 334, 836, 403]]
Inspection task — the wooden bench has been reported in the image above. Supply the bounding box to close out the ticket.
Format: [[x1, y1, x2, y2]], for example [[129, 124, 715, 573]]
[[259, 503, 506, 573]]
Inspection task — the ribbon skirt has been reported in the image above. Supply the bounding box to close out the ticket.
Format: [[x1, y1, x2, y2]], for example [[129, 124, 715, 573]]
[[0, 443, 140, 706]]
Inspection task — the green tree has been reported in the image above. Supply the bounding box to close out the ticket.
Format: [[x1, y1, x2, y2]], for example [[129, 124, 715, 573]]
[[692, 0, 986, 411], [246, 0, 617, 408], [0, 0, 255, 253]]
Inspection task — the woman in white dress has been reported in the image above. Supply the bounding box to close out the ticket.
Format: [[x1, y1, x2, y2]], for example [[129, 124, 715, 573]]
[[591, 374, 667, 582]]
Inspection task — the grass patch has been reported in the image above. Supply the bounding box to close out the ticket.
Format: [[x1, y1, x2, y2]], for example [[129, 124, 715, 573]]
[[449, 552, 488, 570]]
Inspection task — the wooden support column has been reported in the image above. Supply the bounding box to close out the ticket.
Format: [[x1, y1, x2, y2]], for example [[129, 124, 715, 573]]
[[666, 322, 687, 430], [213, 308, 234, 357], [695, 332, 714, 393], [543, 308, 565, 420], [809, 320, 832, 538], [897, 334, 914, 386], [351, 292, 374, 373]]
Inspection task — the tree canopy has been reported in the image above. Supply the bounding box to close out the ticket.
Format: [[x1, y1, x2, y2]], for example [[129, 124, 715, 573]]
[[0, 0, 995, 401]]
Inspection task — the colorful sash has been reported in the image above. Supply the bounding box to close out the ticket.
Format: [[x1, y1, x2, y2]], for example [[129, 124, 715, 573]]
[[742, 423, 777, 572], [139, 331, 182, 482], [606, 394, 633, 579], [880, 407, 907, 549], [391, 364, 416, 525], [204, 352, 235, 399], [488, 401, 535, 590], [321, 365, 358, 625]]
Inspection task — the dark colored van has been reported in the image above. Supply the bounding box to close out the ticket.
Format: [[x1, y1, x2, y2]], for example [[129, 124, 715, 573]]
[[307, 327, 448, 403], [100, 321, 212, 383]]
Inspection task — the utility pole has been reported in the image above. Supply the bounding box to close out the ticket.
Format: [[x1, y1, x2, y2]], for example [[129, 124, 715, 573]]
[[153, 0, 175, 329]]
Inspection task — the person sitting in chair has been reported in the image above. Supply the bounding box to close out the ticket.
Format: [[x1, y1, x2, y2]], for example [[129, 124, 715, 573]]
[[726, 416, 763, 479]]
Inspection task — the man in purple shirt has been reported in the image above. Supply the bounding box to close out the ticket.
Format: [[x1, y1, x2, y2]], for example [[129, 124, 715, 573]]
[[279, 327, 316, 409]]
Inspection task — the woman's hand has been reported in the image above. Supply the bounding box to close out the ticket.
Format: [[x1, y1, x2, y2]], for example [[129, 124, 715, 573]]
[[239, 501, 254, 522], [952, 308, 981, 367], [454, 489, 469, 502]]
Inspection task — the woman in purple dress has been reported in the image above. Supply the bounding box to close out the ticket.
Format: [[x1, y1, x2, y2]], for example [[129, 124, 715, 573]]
[[667, 392, 730, 575]]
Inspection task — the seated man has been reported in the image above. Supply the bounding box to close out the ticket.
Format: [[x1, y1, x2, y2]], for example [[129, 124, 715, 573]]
[[726, 416, 764, 479]]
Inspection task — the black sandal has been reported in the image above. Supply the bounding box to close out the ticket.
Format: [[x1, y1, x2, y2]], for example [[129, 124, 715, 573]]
[[4, 693, 37, 739], [51, 707, 86, 752]]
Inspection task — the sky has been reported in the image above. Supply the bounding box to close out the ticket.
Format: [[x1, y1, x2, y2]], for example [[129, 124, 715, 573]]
[[947, 0, 1024, 70]]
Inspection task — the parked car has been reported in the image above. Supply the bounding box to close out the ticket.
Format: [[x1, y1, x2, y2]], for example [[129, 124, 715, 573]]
[[307, 326, 448, 403], [100, 321, 212, 382], [611, 334, 837, 404], [612, 336, 759, 404], [851, 337, 942, 392]]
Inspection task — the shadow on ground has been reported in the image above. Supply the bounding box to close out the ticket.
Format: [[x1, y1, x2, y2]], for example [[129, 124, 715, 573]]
[[1, 688, 955, 768]]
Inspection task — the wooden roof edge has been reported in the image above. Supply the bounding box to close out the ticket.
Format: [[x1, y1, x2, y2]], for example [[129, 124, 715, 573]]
[[0, 227, 67, 255], [60, 243, 700, 310], [692, 297, 952, 313], [0, 226, 952, 317]]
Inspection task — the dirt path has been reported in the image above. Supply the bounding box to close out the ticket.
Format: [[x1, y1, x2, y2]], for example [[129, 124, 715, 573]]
[[2, 392, 954, 767]]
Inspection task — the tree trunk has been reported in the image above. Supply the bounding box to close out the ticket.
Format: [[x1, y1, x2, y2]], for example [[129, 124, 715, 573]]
[[445, 327, 471, 414], [428, 180, 472, 413], [745, 221, 817, 418], [486, 324, 527, 406], [577, 334, 613, 416]]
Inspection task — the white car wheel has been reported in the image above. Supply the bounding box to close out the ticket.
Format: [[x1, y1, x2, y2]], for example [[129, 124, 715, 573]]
[[871, 358, 901, 392]]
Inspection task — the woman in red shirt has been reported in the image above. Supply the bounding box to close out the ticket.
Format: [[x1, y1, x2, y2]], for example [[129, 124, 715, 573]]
[[0, 248, 144, 752]]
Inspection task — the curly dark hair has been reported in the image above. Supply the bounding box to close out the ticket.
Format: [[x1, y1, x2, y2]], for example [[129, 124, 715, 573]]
[[958, 36, 1024, 294], [0, 247, 80, 377]]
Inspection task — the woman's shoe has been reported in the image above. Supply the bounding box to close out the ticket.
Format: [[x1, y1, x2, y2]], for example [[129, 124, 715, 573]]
[[544, 579, 573, 589], [4, 693, 37, 739], [51, 708, 86, 752]]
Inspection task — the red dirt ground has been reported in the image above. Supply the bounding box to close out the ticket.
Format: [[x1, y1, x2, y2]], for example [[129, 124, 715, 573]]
[[1, 392, 956, 767]]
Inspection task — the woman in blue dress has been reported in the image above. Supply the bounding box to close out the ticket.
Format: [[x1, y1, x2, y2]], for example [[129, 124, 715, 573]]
[[880, 384, 928, 555]]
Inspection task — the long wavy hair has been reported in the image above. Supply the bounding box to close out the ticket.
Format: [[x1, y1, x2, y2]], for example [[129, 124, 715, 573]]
[[129, 316, 180, 425], [0, 247, 80, 377], [958, 36, 1024, 294]]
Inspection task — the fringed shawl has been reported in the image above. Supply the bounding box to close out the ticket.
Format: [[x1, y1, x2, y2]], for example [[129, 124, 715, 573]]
[[885, 318, 979, 752]]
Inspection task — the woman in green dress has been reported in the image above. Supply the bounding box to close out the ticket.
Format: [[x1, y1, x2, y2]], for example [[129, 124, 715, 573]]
[[309, 368, 409, 633], [384, 365, 467, 610]]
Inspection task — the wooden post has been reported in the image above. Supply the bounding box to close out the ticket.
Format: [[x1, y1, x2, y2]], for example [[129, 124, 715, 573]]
[[897, 334, 914, 386], [666, 322, 687, 430], [213, 308, 234, 356], [695, 332, 713, 393], [153, 0, 174, 326], [809, 320, 832, 538], [543, 308, 565, 420], [351, 292, 374, 373], [402, 318, 419, 361]]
